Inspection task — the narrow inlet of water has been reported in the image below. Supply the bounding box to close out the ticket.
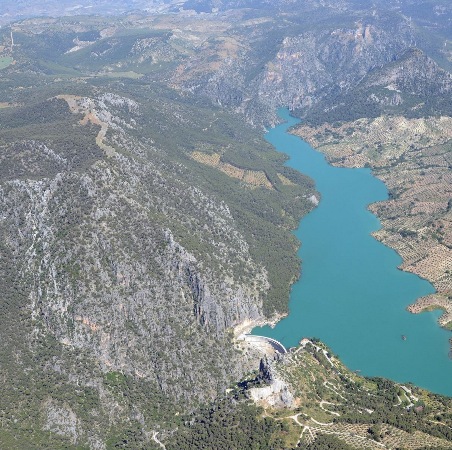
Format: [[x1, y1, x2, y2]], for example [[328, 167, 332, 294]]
[[253, 108, 452, 397]]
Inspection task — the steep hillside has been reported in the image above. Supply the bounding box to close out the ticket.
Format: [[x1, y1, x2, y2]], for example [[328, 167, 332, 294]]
[[165, 339, 452, 449], [303, 48, 452, 125], [0, 1, 451, 448], [0, 62, 315, 448]]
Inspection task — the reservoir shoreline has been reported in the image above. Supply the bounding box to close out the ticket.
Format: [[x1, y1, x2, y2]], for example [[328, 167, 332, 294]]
[[252, 108, 452, 397]]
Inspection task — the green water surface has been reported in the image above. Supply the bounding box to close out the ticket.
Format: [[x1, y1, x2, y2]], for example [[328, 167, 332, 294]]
[[253, 108, 452, 396]]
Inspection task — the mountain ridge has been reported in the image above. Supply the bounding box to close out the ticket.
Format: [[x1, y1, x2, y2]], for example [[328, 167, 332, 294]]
[[0, 1, 451, 448]]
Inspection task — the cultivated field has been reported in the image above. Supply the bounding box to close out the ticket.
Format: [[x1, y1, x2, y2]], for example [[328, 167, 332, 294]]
[[295, 116, 452, 331]]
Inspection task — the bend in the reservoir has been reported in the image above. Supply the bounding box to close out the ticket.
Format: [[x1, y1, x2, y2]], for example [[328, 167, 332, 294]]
[[252, 108, 452, 397]]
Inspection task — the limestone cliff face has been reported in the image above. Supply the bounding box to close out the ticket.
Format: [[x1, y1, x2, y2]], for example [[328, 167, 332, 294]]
[[301, 47, 452, 125], [170, 7, 417, 126], [248, 357, 296, 408], [1, 2, 449, 446], [0, 38, 314, 437], [257, 19, 414, 112], [0, 94, 268, 409], [365, 48, 452, 99], [164, 1, 450, 128]]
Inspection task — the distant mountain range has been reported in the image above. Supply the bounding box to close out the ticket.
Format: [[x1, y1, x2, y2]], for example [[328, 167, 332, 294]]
[[0, 1, 450, 448]]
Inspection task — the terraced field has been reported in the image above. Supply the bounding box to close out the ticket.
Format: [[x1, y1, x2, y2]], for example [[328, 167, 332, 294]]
[[255, 339, 452, 449], [191, 150, 274, 189], [294, 116, 452, 332]]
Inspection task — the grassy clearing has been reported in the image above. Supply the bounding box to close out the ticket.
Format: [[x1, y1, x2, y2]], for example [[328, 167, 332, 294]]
[[102, 71, 144, 79], [0, 57, 13, 70]]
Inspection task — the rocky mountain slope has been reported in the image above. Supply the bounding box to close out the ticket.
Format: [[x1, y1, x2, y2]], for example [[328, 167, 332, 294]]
[[0, 0, 451, 448], [0, 19, 317, 444], [303, 48, 452, 125]]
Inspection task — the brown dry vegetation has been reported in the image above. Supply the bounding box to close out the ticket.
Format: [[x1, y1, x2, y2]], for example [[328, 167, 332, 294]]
[[277, 173, 296, 186], [191, 150, 273, 189]]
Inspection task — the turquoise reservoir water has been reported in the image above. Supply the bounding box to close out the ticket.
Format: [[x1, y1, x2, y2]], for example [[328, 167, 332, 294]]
[[253, 108, 452, 396]]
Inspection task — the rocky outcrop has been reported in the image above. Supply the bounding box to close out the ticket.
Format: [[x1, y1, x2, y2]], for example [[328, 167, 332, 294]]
[[169, 6, 419, 125], [0, 94, 268, 401], [0, 89, 292, 446], [2, 2, 450, 447], [248, 356, 296, 408]]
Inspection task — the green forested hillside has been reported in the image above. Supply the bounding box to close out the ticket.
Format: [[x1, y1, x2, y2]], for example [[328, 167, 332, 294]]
[[0, 1, 450, 448], [0, 23, 315, 446]]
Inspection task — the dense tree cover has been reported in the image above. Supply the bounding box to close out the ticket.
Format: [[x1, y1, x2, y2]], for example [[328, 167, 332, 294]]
[[168, 398, 287, 450], [299, 434, 354, 450], [0, 96, 104, 182], [0, 6, 450, 449], [335, 377, 452, 441], [0, 97, 73, 128]]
